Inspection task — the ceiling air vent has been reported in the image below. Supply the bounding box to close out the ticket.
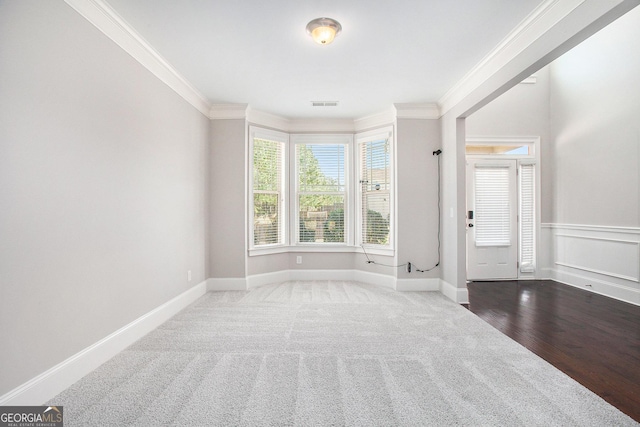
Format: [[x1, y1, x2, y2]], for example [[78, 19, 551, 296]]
[[311, 101, 339, 107]]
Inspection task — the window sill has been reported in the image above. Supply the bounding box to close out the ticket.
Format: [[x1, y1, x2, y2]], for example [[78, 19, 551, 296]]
[[249, 245, 394, 257]]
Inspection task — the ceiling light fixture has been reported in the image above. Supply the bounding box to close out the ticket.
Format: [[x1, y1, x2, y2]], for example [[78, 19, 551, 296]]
[[306, 17, 342, 45]]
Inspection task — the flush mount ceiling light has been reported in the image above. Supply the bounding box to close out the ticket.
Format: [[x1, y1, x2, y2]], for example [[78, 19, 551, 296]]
[[306, 17, 342, 45]]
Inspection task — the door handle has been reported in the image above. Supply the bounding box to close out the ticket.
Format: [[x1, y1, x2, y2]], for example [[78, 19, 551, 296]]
[[468, 223, 474, 227]]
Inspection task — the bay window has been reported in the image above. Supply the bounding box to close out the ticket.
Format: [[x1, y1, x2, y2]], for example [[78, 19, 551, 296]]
[[248, 126, 393, 254]]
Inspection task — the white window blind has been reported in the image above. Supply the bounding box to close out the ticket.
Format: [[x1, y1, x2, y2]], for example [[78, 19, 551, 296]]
[[474, 166, 511, 246], [519, 164, 535, 272], [252, 137, 284, 246], [359, 138, 390, 246], [296, 143, 346, 243]]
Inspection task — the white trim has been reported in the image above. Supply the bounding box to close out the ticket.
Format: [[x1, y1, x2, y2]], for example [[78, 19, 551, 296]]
[[291, 269, 356, 282], [224, 105, 432, 132], [396, 278, 440, 292], [0, 281, 207, 406], [553, 269, 639, 306], [246, 107, 290, 130], [63, 0, 211, 117], [247, 270, 290, 289], [438, 0, 585, 115], [393, 103, 441, 119], [226, 270, 436, 292], [206, 278, 248, 291], [543, 223, 640, 234], [353, 270, 397, 289], [541, 223, 640, 305], [555, 262, 639, 283], [440, 279, 470, 304], [354, 109, 397, 132], [288, 119, 356, 133], [466, 135, 540, 146], [210, 104, 249, 120]]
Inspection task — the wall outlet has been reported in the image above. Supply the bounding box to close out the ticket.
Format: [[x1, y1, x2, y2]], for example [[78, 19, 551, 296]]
[[296, 256, 302, 264], [187, 270, 192, 282]]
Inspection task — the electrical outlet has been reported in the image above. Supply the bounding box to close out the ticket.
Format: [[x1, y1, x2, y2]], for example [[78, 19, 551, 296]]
[[296, 256, 302, 264], [406, 262, 412, 273], [187, 270, 192, 282]]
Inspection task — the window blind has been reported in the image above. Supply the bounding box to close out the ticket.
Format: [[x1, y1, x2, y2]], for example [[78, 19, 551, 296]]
[[359, 138, 390, 245], [519, 164, 535, 272], [474, 166, 511, 246], [253, 138, 283, 246], [296, 144, 346, 243]]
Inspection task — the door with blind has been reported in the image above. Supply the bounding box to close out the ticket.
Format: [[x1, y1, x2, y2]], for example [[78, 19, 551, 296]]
[[466, 159, 518, 280]]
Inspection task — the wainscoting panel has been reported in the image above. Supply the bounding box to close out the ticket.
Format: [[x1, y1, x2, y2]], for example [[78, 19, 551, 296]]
[[542, 224, 640, 305]]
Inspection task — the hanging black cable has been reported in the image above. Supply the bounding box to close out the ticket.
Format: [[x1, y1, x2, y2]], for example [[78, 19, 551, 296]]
[[361, 245, 408, 269], [361, 149, 442, 272], [415, 148, 442, 272]]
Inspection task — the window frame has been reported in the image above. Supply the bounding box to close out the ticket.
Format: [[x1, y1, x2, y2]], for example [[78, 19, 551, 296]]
[[356, 127, 394, 255], [290, 134, 354, 247], [247, 126, 396, 257], [248, 126, 289, 253]]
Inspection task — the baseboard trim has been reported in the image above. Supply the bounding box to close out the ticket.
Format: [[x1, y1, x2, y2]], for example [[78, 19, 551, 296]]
[[551, 269, 639, 306], [354, 270, 396, 289], [224, 269, 424, 292], [206, 277, 247, 291], [0, 281, 207, 406], [289, 269, 355, 282], [215, 270, 448, 293], [396, 278, 440, 292], [440, 279, 469, 304]]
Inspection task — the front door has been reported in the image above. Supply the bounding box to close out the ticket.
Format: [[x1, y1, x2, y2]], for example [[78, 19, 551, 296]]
[[466, 158, 518, 280]]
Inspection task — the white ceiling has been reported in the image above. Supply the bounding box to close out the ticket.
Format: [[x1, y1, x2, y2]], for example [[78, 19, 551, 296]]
[[105, 0, 544, 119]]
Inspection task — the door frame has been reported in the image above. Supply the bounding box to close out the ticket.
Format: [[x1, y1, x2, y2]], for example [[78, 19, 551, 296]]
[[465, 136, 541, 280]]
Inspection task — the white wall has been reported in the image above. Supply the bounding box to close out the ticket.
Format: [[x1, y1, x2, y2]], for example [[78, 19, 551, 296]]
[[550, 6, 640, 227], [0, 1, 209, 396]]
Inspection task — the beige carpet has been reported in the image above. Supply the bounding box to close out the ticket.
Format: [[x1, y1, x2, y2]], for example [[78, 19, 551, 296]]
[[49, 281, 637, 426]]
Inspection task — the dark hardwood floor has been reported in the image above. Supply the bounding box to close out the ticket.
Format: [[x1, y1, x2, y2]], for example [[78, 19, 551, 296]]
[[465, 280, 640, 422]]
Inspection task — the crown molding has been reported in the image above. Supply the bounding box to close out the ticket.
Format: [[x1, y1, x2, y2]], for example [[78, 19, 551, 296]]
[[354, 108, 397, 131], [245, 107, 398, 133], [210, 103, 249, 120], [393, 103, 441, 119], [64, 0, 211, 117], [438, 0, 585, 115]]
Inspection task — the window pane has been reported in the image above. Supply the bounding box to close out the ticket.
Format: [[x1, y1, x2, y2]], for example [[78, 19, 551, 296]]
[[254, 193, 279, 245], [252, 136, 283, 247], [299, 195, 344, 243], [254, 138, 282, 192], [297, 144, 345, 192], [360, 138, 390, 246], [466, 144, 531, 155], [363, 192, 390, 244], [520, 164, 535, 271], [475, 166, 511, 246]]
